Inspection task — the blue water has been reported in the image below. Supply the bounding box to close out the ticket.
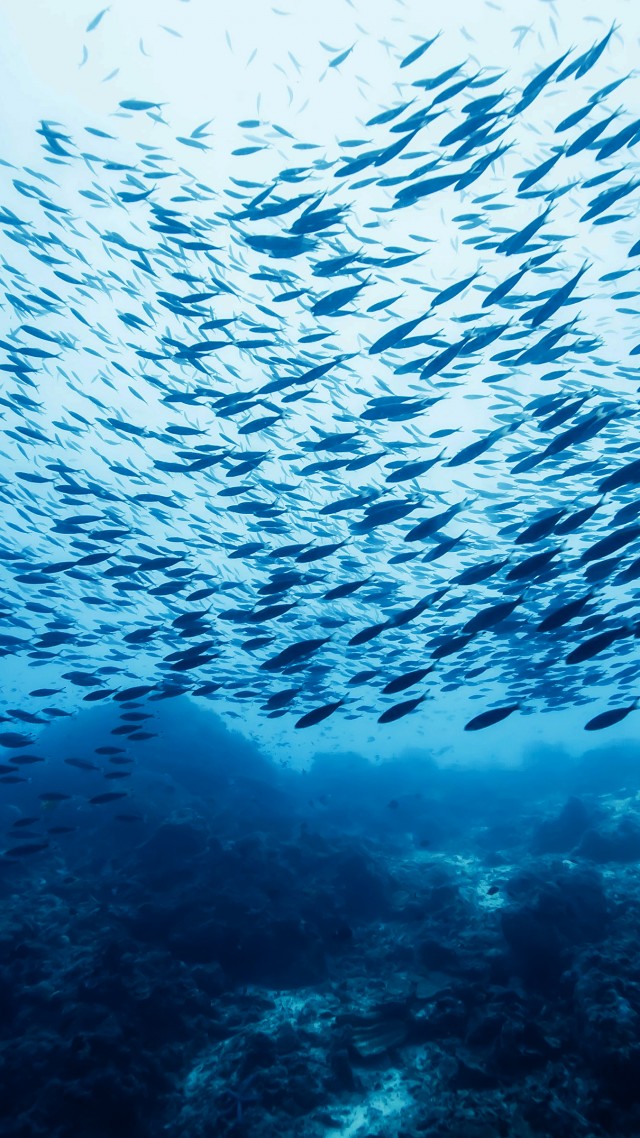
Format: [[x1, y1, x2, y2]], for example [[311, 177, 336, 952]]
[[1, 2, 640, 1135]]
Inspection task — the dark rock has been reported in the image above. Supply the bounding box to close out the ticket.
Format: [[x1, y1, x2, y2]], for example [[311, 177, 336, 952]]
[[58, 1071, 143, 1137], [574, 964, 640, 1105], [477, 821, 523, 852], [577, 815, 640, 862], [425, 881, 461, 914], [502, 904, 564, 990], [330, 850, 390, 920], [329, 1048, 357, 1091], [501, 865, 608, 991], [596, 1049, 640, 1108], [241, 1031, 278, 1074], [532, 796, 591, 853], [492, 1018, 555, 1077], [418, 937, 459, 971], [466, 1012, 505, 1047], [191, 963, 226, 998], [452, 1053, 500, 1090], [244, 917, 326, 987], [410, 995, 469, 1041], [136, 817, 208, 868]]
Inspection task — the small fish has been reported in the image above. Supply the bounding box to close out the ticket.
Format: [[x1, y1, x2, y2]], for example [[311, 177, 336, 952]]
[[537, 593, 593, 632], [65, 757, 100, 772], [88, 792, 129, 805], [4, 843, 50, 857], [463, 597, 522, 635], [329, 45, 355, 69], [119, 99, 161, 112], [0, 733, 33, 749], [294, 700, 344, 728], [378, 695, 425, 723], [464, 704, 520, 731], [584, 702, 637, 731], [454, 558, 509, 586], [400, 34, 440, 69], [86, 7, 109, 32], [580, 524, 640, 563], [113, 685, 155, 702], [565, 627, 629, 666], [383, 667, 433, 695], [405, 502, 464, 542], [261, 637, 330, 671]]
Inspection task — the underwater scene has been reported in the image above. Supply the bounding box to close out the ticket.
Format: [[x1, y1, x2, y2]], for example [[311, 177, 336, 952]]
[[1, 0, 640, 1134]]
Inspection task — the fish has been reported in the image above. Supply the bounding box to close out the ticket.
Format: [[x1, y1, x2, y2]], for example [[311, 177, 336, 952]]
[[584, 703, 637, 731], [580, 525, 640, 563], [454, 559, 510, 586], [537, 593, 594, 632], [464, 704, 520, 731], [4, 843, 50, 857], [378, 695, 425, 723], [463, 597, 523, 635], [0, 733, 33, 749], [294, 700, 344, 728], [565, 627, 630, 665], [261, 638, 330, 671], [88, 792, 129, 805], [0, 8, 636, 773], [368, 312, 430, 355], [404, 502, 465, 542], [382, 667, 434, 695], [446, 425, 517, 468], [400, 36, 441, 69], [86, 7, 109, 33], [65, 758, 100, 772], [506, 548, 560, 581], [119, 99, 163, 113], [328, 45, 355, 70]]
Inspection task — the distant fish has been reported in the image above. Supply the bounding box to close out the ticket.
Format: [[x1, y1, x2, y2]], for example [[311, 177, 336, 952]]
[[4, 842, 49, 857], [65, 757, 100, 771], [86, 7, 110, 33], [328, 44, 355, 69], [0, 733, 33, 749], [119, 99, 162, 112], [88, 792, 129, 805]]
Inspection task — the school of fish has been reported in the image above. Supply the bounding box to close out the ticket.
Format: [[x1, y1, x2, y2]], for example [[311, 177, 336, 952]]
[[1, 11, 640, 826]]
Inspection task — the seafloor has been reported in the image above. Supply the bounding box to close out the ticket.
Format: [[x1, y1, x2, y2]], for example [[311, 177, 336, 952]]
[[1, 728, 640, 1138]]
